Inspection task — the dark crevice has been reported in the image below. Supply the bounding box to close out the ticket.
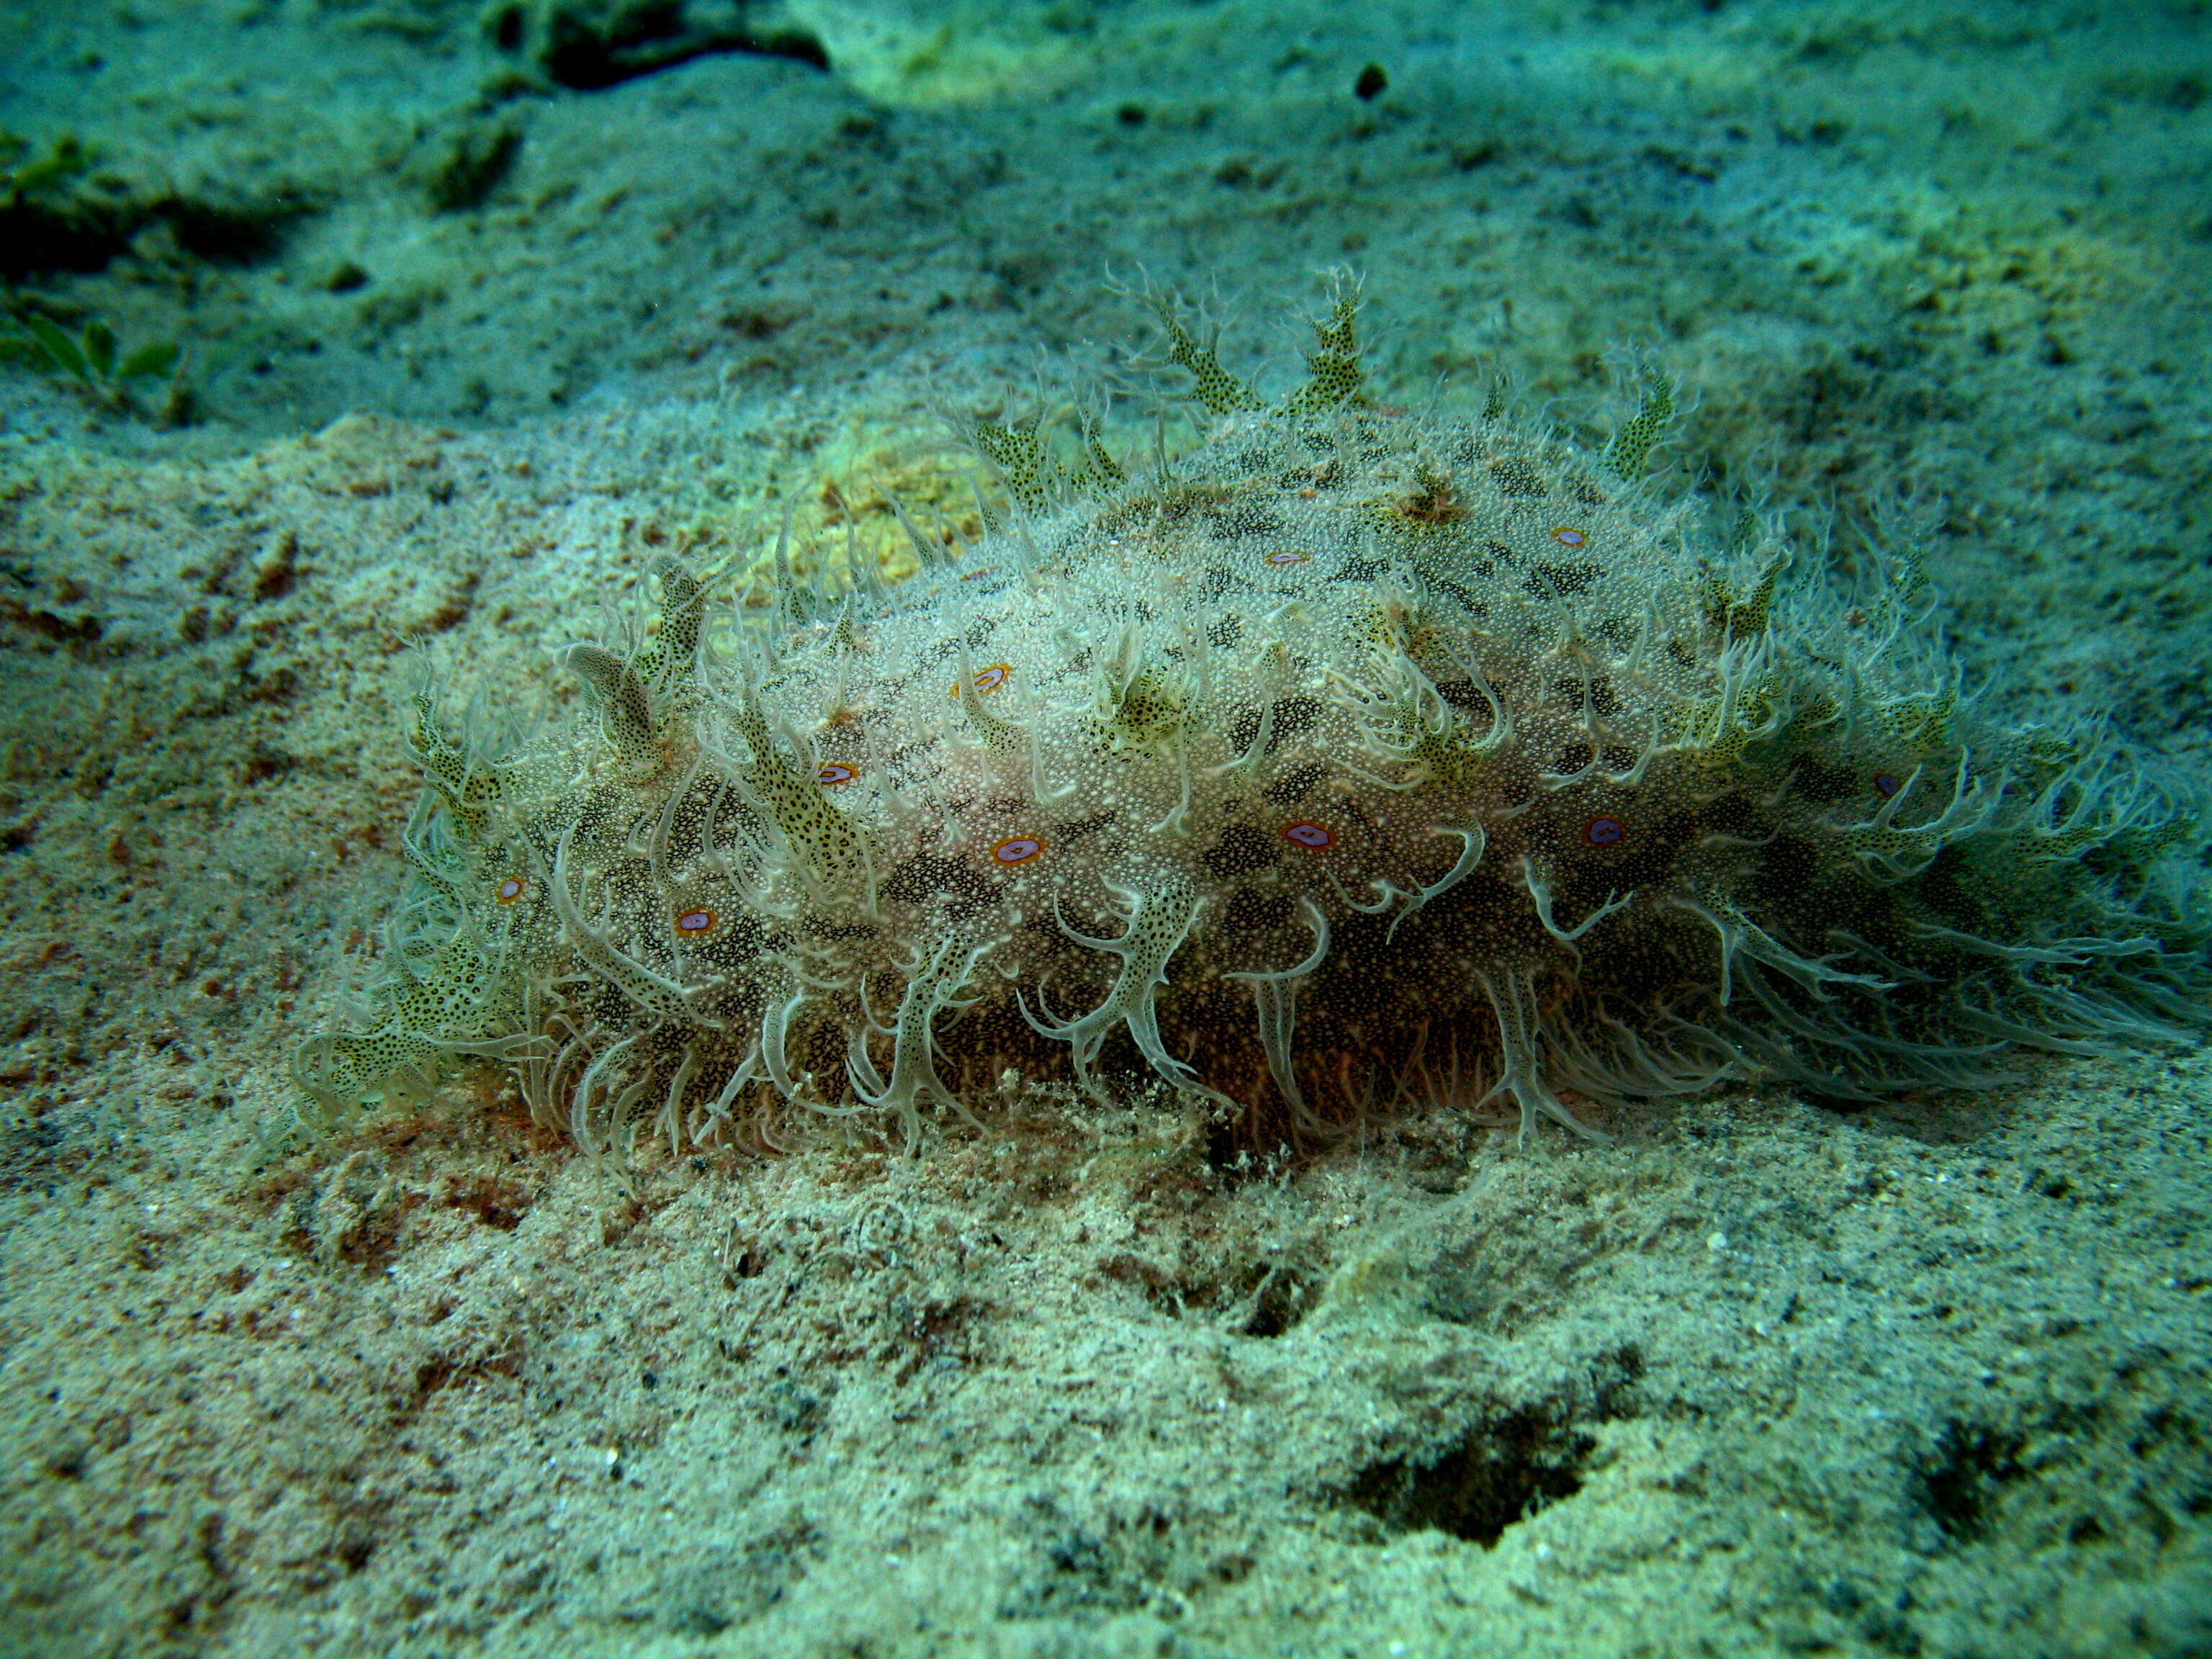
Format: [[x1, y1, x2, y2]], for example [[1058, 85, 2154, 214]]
[[1334, 1351, 1641, 1546], [508, 3, 830, 92], [1340, 1403, 1595, 1546], [1915, 1420, 2026, 1542], [2, 192, 313, 282]]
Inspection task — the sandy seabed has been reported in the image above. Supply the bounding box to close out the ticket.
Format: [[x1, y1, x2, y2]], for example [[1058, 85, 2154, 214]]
[[1, 1, 2209, 1654]]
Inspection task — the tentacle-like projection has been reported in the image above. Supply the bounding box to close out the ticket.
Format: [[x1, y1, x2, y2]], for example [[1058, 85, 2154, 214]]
[[1473, 968, 1609, 1142], [1388, 822, 1488, 941], [1224, 899, 1331, 1128], [1519, 858, 1634, 966], [535, 819, 724, 1030], [847, 936, 997, 1146], [1021, 881, 1225, 1104]]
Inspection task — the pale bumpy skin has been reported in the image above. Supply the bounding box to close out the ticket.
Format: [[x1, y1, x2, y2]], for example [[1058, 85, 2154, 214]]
[[293, 284, 2208, 1158]]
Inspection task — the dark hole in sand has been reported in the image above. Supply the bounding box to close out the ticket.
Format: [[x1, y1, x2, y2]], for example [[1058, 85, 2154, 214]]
[[1338, 1404, 1597, 1547]]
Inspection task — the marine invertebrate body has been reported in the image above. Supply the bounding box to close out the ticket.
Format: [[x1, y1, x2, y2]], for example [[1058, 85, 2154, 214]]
[[295, 284, 2207, 1157]]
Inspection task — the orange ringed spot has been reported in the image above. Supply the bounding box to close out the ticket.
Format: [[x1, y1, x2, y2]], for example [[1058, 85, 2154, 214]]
[[1582, 816, 1624, 848], [1282, 822, 1333, 850], [817, 763, 858, 786], [1552, 526, 1588, 548], [992, 837, 1044, 866], [494, 876, 526, 904], [675, 907, 717, 935], [1263, 549, 1310, 566], [951, 662, 1012, 699]]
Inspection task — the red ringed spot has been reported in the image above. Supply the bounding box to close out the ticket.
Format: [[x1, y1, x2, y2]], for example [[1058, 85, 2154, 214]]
[[1552, 526, 1588, 548], [951, 662, 1012, 700], [1263, 549, 1310, 566], [1873, 772, 1903, 799], [1282, 821, 1333, 850], [817, 763, 858, 786], [992, 837, 1044, 866], [1582, 815, 1625, 848], [675, 907, 717, 935], [494, 876, 526, 904]]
